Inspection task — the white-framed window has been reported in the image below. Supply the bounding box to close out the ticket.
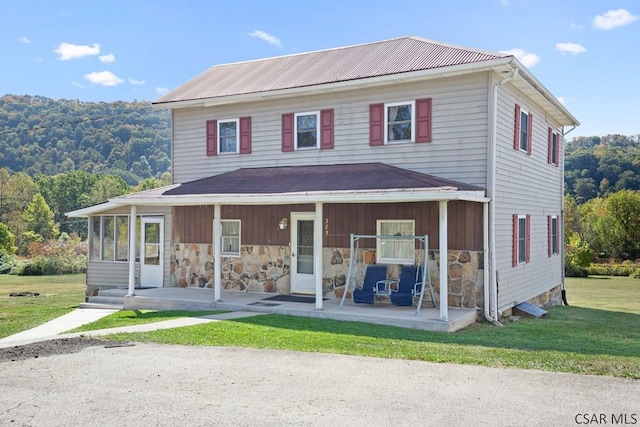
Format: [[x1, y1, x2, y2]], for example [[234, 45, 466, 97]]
[[295, 111, 319, 149], [218, 118, 239, 154], [551, 215, 559, 255], [89, 215, 131, 262], [221, 220, 241, 257], [519, 109, 530, 152], [550, 131, 559, 166], [385, 100, 415, 143], [376, 219, 415, 264], [517, 215, 527, 264]]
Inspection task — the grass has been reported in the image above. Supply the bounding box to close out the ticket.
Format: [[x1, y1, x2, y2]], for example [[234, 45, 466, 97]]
[[0, 274, 86, 339], [101, 276, 640, 379], [68, 309, 227, 333]]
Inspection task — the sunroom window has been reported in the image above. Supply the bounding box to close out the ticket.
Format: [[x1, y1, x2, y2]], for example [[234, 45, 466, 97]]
[[89, 215, 130, 262], [376, 220, 415, 264]]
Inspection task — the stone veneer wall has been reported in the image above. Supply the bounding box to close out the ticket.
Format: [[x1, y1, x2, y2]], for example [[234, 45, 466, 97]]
[[170, 243, 485, 310]]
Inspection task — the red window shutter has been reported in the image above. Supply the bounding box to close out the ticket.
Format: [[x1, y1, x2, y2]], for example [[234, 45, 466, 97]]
[[239, 116, 251, 154], [512, 214, 518, 267], [547, 127, 553, 164], [206, 120, 217, 156], [527, 112, 533, 155], [320, 109, 334, 150], [282, 113, 294, 152], [525, 214, 531, 263], [547, 215, 552, 257], [369, 103, 384, 146], [415, 98, 432, 143], [513, 104, 521, 150]]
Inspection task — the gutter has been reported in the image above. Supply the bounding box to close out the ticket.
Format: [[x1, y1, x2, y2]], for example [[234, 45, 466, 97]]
[[560, 125, 578, 305], [485, 66, 518, 325]]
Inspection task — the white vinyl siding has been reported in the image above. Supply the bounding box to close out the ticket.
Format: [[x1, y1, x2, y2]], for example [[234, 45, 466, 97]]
[[493, 81, 564, 309], [171, 73, 490, 187]]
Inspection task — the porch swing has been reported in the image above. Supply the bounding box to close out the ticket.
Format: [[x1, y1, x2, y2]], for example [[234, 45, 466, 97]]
[[338, 233, 436, 316]]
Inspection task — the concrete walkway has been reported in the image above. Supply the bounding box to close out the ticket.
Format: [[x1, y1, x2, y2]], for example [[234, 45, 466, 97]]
[[0, 308, 263, 348]]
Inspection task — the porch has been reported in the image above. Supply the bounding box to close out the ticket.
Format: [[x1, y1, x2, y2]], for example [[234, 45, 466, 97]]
[[123, 288, 478, 332]]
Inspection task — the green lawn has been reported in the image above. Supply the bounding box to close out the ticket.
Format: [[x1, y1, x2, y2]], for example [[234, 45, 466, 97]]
[[101, 276, 640, 379], [0, 274, 86, 338]]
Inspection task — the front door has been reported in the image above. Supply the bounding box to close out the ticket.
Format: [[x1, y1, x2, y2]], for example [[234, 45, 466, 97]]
[[140, 217, 164, 287], [290, 213, 316, 294]]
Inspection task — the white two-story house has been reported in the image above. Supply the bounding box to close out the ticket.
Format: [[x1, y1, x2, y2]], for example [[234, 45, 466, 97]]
[[69, 36, 579, 325]]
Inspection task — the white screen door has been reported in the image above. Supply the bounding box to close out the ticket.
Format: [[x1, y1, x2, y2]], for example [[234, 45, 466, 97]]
[[290, 212, 316, 294], [140, 217, 164, 287]]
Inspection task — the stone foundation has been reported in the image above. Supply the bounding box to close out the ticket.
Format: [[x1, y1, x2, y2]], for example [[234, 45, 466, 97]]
[[170, 243, 484, 310]]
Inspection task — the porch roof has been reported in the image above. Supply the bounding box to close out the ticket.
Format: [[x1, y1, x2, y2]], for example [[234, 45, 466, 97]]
[[67, 163, 488, 217]]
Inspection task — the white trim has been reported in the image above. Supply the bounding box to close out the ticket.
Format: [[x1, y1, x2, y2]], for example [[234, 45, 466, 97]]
[[217, 118, 240, 154], [384, 100, 415, 144], [294, 111, 320, 150]]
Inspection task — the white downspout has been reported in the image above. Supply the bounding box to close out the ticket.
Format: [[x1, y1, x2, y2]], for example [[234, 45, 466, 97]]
[[560, 125, 576, 304], [486, 66, 518, 325]]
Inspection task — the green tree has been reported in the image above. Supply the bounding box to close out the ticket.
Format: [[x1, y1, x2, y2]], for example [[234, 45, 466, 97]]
[[90, 174, 130, 205], [601, 190, 640, 259], [23, 193, 59, 243], [0, 221, 16, 255]]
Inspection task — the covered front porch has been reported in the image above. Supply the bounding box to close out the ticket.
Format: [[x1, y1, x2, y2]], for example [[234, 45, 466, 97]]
[[123, 287, 478, 332]]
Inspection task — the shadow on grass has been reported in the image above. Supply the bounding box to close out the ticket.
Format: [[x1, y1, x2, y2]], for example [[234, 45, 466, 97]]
[[227, 305, 640, 358]]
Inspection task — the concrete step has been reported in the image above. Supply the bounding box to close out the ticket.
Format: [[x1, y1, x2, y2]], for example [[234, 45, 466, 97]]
[[79, 302, 124, 310], [88, 295, 126, 306], [98, 288, 129, 297]]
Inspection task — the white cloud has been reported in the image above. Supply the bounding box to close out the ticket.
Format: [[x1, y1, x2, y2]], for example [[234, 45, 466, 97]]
[[155, 87, 169, 94], [128, 78, 145, 86], [500, 48, 540, 68], [18, 36, 31, 44], [557, 97, 566, 105], [84, 71, 123, 87], [593, 9, 639, 30], [54, 42, 100, 60], [99, 54, 115, 63], [556, 42, 587, 55], [247, 30, 282, 48]]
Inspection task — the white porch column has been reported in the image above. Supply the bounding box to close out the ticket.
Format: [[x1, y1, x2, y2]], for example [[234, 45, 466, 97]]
[[127, 205, 137, 296], [314, 202, 324, 310], [213, 204, 222, 302], [439, 200, 449, 321]]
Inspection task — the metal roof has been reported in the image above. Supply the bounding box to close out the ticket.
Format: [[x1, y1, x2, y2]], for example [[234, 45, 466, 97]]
[[154, 36, 509, 105]]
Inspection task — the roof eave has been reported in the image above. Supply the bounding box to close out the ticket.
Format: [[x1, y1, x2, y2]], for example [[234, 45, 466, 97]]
[[112, 188, 489, 206], [151, 57, 514, 110], [66, 201, 124, 218]]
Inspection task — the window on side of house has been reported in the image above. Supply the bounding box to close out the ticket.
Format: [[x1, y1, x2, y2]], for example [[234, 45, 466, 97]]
[[550, 215, 559, 256], [376, 219, 415, 264], [513, 214, 530, 266], [221, 220, 241, 257], [295, 112, 319, 149], [519, 109, 529, 152], [549, 129, 559, 166], [385, 101, 415, 143], [218, 119, 239, 154], [89, 217, 101, 260], [116, 216, 129, 261]]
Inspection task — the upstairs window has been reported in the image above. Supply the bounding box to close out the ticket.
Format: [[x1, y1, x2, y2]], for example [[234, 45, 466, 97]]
[[376, 219, 415, 264], [548, 128, 560, 166], [514, 104, 532, 155], [385, 101, 415, 143], [295, 112, 319, 149], [548, 215, 559, 256], [218, 119, 239, 154]]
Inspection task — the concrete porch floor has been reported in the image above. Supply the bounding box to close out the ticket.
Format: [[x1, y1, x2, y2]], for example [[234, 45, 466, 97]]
[[124, 288, 478, 332]]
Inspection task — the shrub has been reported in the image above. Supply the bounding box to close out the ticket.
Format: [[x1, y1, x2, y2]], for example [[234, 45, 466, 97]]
[[586, 263, 637, 277], [9, 234, 87, 276], [565, 262, 588, 277], [0, 252, 21, 274], [630, 268, 640, 279]]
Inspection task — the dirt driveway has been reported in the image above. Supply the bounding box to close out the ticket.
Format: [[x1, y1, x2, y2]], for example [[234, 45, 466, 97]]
[[0, 342, 638, 426]]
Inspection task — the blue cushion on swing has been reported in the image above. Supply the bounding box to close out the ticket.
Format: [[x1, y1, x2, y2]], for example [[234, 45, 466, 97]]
[[353, 264, 388, 304], [390, 265, 423, 307]]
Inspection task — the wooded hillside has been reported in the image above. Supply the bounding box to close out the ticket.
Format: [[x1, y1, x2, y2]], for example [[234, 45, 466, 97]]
[[0, 95, 171, 185]]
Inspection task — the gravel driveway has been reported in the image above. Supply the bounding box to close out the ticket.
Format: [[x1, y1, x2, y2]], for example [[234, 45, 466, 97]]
[[1, 340, 638, 426]]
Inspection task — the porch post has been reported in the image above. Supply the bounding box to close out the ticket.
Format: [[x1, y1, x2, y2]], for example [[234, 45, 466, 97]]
[[439, 200, 449, 321], [127, 205, 137, 297], [314, 202, 324, 310], [213, 204, 222, 302]]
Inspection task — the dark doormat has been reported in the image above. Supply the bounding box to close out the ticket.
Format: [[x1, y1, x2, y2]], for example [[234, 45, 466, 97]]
[[262, 295, 327, 303]]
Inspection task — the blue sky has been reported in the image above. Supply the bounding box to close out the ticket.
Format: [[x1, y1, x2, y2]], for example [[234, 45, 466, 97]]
[[2, 0, 639, 138]]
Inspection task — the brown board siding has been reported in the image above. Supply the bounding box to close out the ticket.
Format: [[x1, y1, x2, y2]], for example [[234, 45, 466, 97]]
[[174, 201, 482, 250]]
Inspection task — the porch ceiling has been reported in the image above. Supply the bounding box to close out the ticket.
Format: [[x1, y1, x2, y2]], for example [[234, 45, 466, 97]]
[[111, 163, 488, 206]]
